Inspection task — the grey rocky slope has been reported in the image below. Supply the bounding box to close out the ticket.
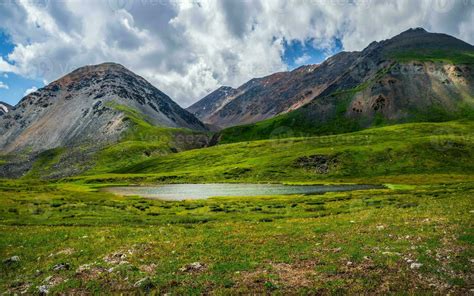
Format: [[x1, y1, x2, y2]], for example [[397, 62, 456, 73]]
[[189, 28, 474, 129], [0, 63, 206, 153], [0, 101, 12, 116], [187, 86, 238, 123]]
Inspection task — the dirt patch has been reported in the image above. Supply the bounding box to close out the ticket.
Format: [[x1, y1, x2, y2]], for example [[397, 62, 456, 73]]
[[233, 257, 470, 294], [104, 252, 130, 265], [235, 261, 318, 292], [139, 263, 157, 274], [7, 281, 31, 295], [103, 243, 154, 265], [76, 264, 108, 281], [272, 262, 318, 287], [179, 262, 207, 273]]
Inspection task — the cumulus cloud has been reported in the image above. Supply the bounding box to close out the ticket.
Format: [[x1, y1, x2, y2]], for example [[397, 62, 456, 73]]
[[0, 81, 9, 89], [23, 86, 38, 96], [294, 54, 312, 66], [0, 0, 472, 106]]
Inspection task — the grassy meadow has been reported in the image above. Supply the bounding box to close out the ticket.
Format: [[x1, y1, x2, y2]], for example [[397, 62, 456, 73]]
[[1, 120, 473, 294]]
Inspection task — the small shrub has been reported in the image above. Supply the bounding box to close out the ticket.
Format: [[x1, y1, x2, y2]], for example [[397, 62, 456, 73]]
[[210, 206, 224, 212], [306, 201, 325, 205], [50, 202, 63, 208], [269, 204, 285, 209], [305, 205, 326, 212], [8, 208, 19, 214], [32, 207, 45, 215], [398, 202, 418, 209]]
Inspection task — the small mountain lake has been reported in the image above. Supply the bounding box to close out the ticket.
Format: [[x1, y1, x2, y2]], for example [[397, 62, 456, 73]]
[[104, 183, 384, 201]]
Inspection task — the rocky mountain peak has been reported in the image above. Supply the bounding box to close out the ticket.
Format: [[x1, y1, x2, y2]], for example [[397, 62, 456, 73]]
[[48, 62, 139, 92], [0, 63, 206, 153], [399, 27, 428, 35], [380, 27, 474, 53]]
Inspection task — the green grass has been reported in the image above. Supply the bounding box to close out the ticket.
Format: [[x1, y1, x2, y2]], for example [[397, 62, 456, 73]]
[[1, 120, 473, 294], [219, 98, 474, 145], [0, 178, 473, 294], [24, 147, 66, 179], [78, 121, 474, 184], [390, 50, 474, 64], [90, 103, 211, 174]]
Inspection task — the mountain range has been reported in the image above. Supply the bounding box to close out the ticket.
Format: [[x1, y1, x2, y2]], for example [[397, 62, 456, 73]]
[[188, 28, 474, 139], [0, 28, 473, 178]]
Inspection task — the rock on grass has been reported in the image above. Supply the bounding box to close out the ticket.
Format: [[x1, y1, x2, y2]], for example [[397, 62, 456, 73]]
[[179, 262, 206, 273], [410, 262, 423, 269], [134, 277, 154, 290], [3, 256, 20, 264]]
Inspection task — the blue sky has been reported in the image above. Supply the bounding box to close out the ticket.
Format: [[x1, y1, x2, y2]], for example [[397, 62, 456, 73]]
[[282, 38, 343, 69], [0, 31, 44, 105]]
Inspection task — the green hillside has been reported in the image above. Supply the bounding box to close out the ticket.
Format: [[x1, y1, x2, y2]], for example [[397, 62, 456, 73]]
[[67, 120, 474, 184], [18, 104, 211, 179], [218, 48, 474, 145], [1, 120, 473, 294], [219, 89, 474, 145], [390, 49, 474, 64]]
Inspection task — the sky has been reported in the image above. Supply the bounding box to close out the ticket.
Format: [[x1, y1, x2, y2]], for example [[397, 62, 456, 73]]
[[0, 0, 473, 107]]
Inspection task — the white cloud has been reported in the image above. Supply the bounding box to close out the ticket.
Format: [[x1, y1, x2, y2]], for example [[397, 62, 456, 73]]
[[0, 0, 472, 107], [294, 54, 311, 66], [23, 86, 38, 96], [0, 81, 9, 90], [3, 73, 8, 78], [0, 57, 18, 73]]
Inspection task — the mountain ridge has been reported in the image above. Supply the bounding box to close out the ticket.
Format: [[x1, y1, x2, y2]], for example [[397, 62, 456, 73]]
[[0, 62, 207, 154], [188, 28, 474, 130]]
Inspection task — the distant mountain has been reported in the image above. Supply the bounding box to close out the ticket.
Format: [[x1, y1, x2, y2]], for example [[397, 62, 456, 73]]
[[0, 63, 207, 153], [191, 28, 474, 132], [0, 101, 12, 116], [187, 86, 238, 123], [188, 52, 360, 128]]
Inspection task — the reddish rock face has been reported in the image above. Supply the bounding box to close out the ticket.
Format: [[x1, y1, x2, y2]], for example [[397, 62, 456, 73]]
[[188, 51, 360, 128]]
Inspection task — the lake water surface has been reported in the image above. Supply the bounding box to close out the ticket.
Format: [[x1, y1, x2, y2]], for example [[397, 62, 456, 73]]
[[105, 183, 383, 201]]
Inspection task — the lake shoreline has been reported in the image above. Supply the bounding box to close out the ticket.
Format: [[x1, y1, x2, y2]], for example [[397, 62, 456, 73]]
[[104, 183, 386, 201]]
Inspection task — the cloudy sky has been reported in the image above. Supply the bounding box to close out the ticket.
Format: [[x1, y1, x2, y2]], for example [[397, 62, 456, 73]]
[[0, 0, 473, 107]]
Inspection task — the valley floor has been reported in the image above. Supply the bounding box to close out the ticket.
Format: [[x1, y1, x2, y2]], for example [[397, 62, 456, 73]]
[[1, 178, 473, 294], [1, 121, 473, 294]]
